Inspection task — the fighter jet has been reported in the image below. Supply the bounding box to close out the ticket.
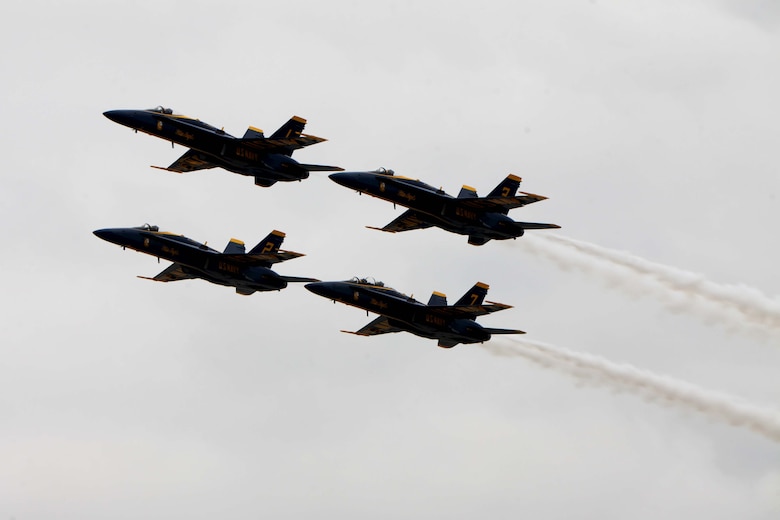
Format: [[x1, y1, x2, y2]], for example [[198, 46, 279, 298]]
[[306, 277, 524, 348], [94, 224, 317, 295], [329, 168, 560, 245], [104, 106, 342, 187]]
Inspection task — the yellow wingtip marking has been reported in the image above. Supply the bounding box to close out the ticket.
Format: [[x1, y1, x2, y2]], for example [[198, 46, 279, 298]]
[[230, 238, 245, 245], [462, 185, 477, 192], [476, 282, 490, 290], [291, 116, 307, 124], [432, 291, 447, 298], [248, 125, 264, 134], [507, 174, 522, 182], [270, 230, 286, 238]]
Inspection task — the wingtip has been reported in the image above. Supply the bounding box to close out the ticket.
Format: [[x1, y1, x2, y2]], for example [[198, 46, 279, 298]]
[[518, 190, 548, 200], [366, 226, 396, 233]]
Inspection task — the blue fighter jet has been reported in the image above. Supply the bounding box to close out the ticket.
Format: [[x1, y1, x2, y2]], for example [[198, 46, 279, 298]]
[[104, 106, 342, 187], [94, 224, 317, 295], [306, 277, 524, 348], [330, 168, 559, 245]]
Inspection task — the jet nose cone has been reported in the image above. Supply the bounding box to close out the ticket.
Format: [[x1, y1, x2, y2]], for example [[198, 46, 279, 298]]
[[305, 281, 329, 297], [103, 109, 140, 128], [93, 228, 122, 244], [103, 109, 122, 123], [328, 171, 360, 188]]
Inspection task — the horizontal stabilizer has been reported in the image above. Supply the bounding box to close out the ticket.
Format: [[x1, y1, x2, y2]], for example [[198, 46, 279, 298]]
[[298, 163, 344, 172], [515, 222, 561, 230], [281, 275, 320, 283], [221, 250, 305, 266], [248, 134, 327, 150], [430, 302, 513, 319], [483, 328, 526, 335], [458, 192, 547, 212]]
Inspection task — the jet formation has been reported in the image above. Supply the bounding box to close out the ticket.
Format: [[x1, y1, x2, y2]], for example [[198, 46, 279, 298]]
[[94, 224, 317, 295], [330, 168, 559, 245], [104, 106, 342, 187], [99, 106, 560, 347], [306, 278, 523, 348]]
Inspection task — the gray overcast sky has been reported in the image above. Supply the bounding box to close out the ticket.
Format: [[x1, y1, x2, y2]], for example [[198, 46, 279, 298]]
[[1, 0, 779, 518]]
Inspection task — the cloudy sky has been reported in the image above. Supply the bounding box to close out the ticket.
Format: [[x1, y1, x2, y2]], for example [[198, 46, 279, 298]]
[[2, 0, 779, 518]]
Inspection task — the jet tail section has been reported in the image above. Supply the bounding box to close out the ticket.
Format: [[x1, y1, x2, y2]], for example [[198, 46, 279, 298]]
[[223, 238, 246, 254], [242, 126, 265, 139], [249, 230, 285, 255], [270, 116, 307, 140], [457, 185, 478, 199], [483, 327, 526, 335], [454, 282, 489, 306], [427, 291, 448, 306], [487, 174, 522, 198], [514, 222, 562, 230]]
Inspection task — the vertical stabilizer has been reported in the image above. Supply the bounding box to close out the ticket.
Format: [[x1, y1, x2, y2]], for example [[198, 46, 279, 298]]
[[223, 238, 246, 254], [457, 185, 479, 198], [249, 230, 285, 255], [270, 116, 307, 140], [487, 174, 522, 198], [427, 291, 448, 306], [454, 282, 489, 306]]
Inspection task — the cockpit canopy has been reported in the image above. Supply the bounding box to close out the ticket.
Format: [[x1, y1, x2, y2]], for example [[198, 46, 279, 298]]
[[374, 167, 395, 176], [350, 276, 384, 287], [137, 223, 159, 232], [149, 106, 174, 115]]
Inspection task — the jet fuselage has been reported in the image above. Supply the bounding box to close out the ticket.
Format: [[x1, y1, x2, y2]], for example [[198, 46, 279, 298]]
[[329, 171, 527, 241], [104, 109, 309, 182], [305, 279, 491, 345], [94, 226, 287, 291]]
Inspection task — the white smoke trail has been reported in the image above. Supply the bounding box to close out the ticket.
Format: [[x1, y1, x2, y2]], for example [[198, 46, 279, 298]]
[[521, 234, 780, 337], [484, 338, 780, 443]]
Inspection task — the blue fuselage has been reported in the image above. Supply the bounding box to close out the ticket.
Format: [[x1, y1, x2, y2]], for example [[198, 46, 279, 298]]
[[104, 109, 306, 181], [329, 171, 525, 241], [94, 227, 287, 291], [306, 280, 490, 345]]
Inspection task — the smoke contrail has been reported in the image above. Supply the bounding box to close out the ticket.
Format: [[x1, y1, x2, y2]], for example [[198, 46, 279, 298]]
[[484, 338, 780, 443], [520, 234, 780, 336]]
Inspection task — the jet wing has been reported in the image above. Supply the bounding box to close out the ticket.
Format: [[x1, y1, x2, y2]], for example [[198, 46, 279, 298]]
[[137, 263, 197, 282], [342, 316, 403, 337], [428, 301, 513, 318], [367, 209, 434, 233], [152, 149, 217, 173], [456, 192, 548, 211]]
